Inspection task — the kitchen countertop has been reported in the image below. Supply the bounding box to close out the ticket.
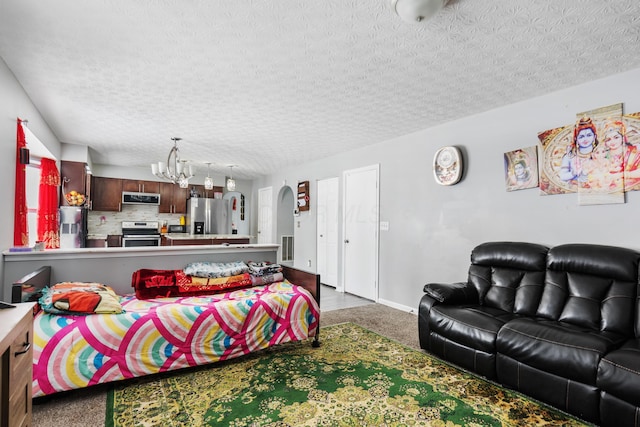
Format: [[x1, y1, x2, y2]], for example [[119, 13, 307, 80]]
[[162, 233, 252, 240], [87, 234, 108, 240]]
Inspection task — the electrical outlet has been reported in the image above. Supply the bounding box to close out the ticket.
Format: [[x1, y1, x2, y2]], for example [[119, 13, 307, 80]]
[[307, 260, 311, 267]]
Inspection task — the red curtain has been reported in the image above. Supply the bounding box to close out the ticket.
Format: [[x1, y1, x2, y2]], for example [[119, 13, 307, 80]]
[[14, 119, 28, 246], [38, 158, 61, 249]]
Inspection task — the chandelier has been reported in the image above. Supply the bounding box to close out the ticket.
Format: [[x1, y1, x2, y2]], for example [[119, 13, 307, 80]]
[[151, 137, 194, 188]]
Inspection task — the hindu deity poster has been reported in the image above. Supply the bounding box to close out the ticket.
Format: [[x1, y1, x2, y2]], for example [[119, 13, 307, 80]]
[[537, 103, 640, 205], [504, 146, 538, 191]]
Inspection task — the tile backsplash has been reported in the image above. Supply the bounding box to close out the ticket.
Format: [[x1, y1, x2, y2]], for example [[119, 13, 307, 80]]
[[87, 204, 182, 236]]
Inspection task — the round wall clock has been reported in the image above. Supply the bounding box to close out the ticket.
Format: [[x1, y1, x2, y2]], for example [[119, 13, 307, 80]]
[[433, 146, 463, 186]]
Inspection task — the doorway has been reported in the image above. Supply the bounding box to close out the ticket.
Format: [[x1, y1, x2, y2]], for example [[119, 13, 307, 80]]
[[222, 191, 248, 235], [316, 177, 339, 288], [342, 164, 379, 301], [276, 186, 295, 265], [257, 187, 273, 244]]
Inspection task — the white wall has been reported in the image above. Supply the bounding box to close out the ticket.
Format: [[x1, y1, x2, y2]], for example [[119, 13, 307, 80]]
[[4, 53, 640, 311], [254, 67, 640, 311], [1, 58, 61, 289]]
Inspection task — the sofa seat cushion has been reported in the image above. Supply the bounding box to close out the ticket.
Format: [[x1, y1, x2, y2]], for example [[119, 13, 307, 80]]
[[597, 339, 640, 407], [430, 305, 517, 353], [497, 318, 625, 385]]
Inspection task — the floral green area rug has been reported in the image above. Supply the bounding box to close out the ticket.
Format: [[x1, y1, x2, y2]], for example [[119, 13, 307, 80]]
[[105, 323, 590, 427]]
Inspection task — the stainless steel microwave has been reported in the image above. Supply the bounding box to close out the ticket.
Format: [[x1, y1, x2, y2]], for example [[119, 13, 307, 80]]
[[121, 191, 161, 205]]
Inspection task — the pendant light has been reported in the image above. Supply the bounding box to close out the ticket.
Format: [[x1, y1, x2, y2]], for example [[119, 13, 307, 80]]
[[204, 162, 214, 190], [226, 165, 236, 192]]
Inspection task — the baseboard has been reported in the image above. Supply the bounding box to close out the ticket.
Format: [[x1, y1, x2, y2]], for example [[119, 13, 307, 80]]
[[377, 298, 418, 315]]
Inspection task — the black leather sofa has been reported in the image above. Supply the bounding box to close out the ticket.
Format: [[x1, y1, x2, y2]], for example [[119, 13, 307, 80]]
[[418, 242, 640, 426]]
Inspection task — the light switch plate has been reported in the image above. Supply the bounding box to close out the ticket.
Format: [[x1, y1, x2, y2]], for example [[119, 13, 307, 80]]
[[380, 221, 390, 231]]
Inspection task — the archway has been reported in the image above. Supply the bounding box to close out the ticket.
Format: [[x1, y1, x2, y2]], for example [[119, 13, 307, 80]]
[[222, 191, 248, 235], [276, 186, 295, 265]]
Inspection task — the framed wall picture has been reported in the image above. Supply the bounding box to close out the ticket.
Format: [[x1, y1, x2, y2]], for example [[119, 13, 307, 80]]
[[297, 180, 310, 211], [433, 146, 463, 186], [504, 146, 539, 191]]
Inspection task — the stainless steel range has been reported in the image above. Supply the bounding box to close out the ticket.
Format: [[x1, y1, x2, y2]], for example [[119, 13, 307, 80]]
[[121, 221, 161, 247]]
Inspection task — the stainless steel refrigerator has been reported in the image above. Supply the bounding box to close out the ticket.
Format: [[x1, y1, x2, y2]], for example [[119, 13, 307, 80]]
[[59, 206, 88, 248], [186, 198, 229, 235]]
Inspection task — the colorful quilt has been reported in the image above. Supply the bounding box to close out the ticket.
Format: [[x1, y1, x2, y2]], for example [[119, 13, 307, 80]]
[[32, 280, 320, 398]]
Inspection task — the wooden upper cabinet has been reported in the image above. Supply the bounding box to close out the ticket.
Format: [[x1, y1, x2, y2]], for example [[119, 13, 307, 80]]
[[91, 177, 123, 211], [122, 180, 160, 194], [158, 182, 174, 213], [60, 161, 88, 206], [159, 182, 188, 214], [142, 181, 159, 194], [173, 186, 189, 213]]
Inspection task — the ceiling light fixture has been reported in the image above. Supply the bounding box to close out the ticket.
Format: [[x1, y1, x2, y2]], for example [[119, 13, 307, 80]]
[[204, 162, 214, 190], [226, 165, 236, 192], [151, 137, 194, 189], [391, 0, 449, 23]]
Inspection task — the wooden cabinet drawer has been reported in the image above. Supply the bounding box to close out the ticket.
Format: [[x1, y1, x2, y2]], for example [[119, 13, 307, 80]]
[[9, 318, 32, 427], [8, 380, 30, 427], [0, 304, 34, 427], [11, 337, 31, 387]]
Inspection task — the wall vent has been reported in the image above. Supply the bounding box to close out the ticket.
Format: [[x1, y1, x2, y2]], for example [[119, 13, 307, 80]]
[[281, 235, 294, 262]]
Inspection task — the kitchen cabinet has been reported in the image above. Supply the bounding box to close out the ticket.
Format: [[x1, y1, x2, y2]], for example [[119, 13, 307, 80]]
[[91, 177, 123, 211], [86, 238, 107, 248], [0, 303, 35, 427], [60, 160, 90, 207], [107, 235, 122, 247], [122, 180, 159, 194], [159, 182, 189, 214]]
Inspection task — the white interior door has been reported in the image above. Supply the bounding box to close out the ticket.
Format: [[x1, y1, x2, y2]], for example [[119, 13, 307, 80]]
[[258, 186, 273, 244], [316, 177, 339, 287], [342, 165, 379, 300]]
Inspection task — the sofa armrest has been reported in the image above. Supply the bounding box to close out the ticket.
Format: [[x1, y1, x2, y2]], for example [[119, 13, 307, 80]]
[[422, 282, 478, 304]]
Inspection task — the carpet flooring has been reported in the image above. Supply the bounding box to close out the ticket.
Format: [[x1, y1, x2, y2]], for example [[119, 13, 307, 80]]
[[104, 322, 588, 426], [32, 304, 416, 427], [32, 304, 587, 427]]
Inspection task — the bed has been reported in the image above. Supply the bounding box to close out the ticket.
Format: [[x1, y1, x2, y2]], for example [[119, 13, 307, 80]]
[[11, 264, 320, 398]]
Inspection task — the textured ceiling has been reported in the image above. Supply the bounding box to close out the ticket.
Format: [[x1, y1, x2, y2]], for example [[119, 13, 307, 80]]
[[1, 0, 640, 179]]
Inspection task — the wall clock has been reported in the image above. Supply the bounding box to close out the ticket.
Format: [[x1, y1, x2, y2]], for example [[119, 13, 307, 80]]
[[433, 146, 463, 186]]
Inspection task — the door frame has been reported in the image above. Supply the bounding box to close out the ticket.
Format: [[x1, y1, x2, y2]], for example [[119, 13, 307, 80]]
[[257, 186, 273, 244], [340, 164, 379, 300], [316, 176, 339, 288]]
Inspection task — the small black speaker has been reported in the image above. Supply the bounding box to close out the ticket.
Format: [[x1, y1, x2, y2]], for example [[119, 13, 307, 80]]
[[19, 147, 30, 165]]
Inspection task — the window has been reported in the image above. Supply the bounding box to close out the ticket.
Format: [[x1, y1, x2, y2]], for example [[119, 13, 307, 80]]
[[25, 161, 41, 247]]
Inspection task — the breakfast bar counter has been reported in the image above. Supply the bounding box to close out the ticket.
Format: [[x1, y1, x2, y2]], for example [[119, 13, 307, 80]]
[[2, 244, 278, 301]]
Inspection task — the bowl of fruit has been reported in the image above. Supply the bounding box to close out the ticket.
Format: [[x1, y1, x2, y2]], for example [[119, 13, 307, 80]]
[[65, 191, 86, 206]]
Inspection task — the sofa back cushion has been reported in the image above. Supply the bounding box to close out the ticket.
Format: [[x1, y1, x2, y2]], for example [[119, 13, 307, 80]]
[[536, 244, 640, 336], [469, 242, 549, 315]]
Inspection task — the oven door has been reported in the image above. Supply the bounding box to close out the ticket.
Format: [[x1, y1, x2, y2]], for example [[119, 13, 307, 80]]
[[122, 236, 161, 247]]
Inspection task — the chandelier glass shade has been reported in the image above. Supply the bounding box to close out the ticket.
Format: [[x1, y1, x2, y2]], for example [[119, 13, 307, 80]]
[[151, 137, 194, 188], [226, 165, 236, 192], [204, 162, 214, 190]]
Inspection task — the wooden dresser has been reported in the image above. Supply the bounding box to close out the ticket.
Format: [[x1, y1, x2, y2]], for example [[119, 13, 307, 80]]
[[0, 303, 35, 427]]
